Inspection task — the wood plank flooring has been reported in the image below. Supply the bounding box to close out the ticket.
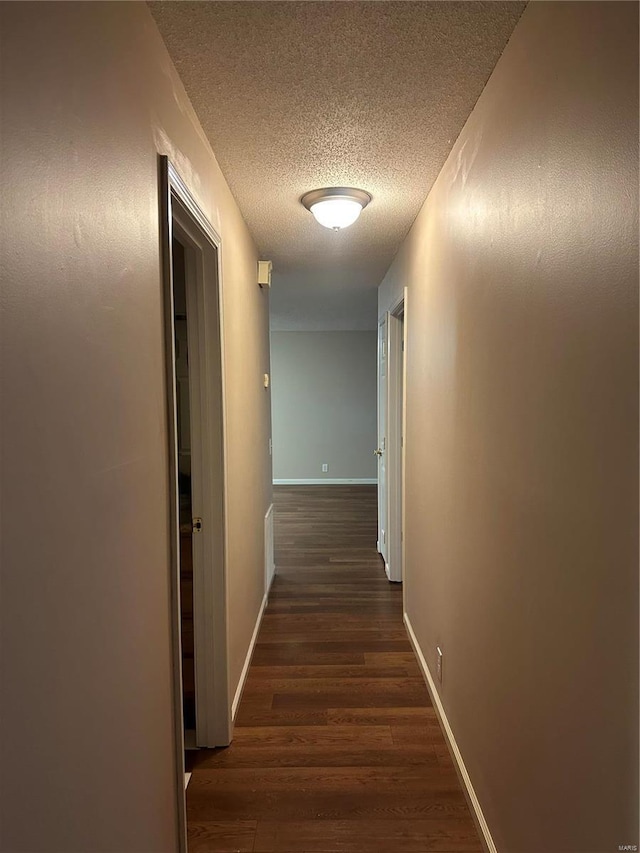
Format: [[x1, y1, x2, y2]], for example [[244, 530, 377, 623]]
[[186, 485, 482, 853]]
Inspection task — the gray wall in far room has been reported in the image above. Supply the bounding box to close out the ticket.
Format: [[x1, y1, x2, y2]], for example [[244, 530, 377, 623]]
[[271, 331, 377, 482]]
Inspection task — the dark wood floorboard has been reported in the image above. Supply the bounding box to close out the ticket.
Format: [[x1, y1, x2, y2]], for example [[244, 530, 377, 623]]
[[187, 485, 482, 853]]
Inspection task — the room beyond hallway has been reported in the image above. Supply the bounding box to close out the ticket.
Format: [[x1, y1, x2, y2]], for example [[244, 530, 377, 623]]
[[185, 486, 482, 852]]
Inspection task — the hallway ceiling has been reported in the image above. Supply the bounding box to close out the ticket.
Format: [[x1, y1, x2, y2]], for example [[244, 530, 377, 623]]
[[150, 1, 525, 330]]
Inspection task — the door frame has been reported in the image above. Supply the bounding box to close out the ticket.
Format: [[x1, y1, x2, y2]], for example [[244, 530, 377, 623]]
[[378, 287, 408, 583], [160, 156, 231, 848], [386, 290, 407, 583], [376, 316, 388, 566]]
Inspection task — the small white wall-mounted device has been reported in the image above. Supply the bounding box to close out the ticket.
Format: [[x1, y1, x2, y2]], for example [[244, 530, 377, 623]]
[[263, 373, 270, 389], [258, 260, 272, 288]]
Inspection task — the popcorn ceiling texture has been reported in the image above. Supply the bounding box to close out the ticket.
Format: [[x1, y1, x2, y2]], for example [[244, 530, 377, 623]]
[[150, 1, 525, 329]]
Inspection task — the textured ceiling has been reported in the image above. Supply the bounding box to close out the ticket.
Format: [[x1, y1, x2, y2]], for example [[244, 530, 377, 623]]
[[150, 1, 525, 329]]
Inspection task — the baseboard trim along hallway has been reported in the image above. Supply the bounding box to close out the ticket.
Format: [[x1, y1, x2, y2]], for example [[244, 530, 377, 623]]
[[404, 612, 497, 853], [231, 591, 269, 722], [232, 512, 277, 722]]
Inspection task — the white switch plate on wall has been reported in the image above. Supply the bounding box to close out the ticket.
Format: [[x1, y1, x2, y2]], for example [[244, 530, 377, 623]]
[[321, 463, 328, 472]]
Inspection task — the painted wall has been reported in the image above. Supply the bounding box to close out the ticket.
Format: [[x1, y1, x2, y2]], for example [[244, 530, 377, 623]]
[[271, 331, 377, 482], [0, 3, 271, 851], [379, 2, 638, 851]]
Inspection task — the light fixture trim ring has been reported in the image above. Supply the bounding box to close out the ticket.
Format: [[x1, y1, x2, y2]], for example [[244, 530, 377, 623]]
[[301, 187, 372, 212]]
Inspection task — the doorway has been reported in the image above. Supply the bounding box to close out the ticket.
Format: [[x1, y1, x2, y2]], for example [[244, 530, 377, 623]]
[[171, 236, 197, 743], [376, 317, 388, 567], [377, 291, 406, 583], [160, 157, 231, 850]]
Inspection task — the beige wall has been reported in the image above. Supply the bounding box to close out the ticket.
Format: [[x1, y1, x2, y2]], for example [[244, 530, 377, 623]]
[[0, 3, 271, 851], [271, 331, 377, 482], [379, 2, 638, 851]]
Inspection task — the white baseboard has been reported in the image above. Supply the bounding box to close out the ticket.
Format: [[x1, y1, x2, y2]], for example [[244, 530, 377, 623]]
[[231, 592, 268, 721], [273, 478, 377, 485], [403, 612, 497, 853]]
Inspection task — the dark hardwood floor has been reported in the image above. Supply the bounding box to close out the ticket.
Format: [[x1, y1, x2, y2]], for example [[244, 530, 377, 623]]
[[186, 485, 483, 853]]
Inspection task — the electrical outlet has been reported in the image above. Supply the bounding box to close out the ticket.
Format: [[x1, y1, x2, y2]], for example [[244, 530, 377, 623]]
[[436, 647, 443, 684], [321, 463, 328, 473], [268, 438, 272, 456]]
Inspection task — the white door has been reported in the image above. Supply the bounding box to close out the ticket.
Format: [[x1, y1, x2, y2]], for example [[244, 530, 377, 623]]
[[386, 307, 405, 582], [377, 317, 388, 567]]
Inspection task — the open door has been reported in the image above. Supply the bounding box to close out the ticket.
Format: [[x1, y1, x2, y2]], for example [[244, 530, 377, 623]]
[[377, 292, 407, 583], [376, 317, 388, 570], [386, 298, 405, 583]]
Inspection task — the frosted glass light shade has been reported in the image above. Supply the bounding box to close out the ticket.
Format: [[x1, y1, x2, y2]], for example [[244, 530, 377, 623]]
[[301, 187, 371, 231], [310, 198, 363, 230]]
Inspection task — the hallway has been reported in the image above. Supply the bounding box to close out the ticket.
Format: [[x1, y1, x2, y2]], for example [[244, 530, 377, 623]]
[[185, 486, 482, 852]]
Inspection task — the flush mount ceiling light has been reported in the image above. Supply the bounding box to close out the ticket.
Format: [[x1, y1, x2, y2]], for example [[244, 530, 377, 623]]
[[301, 187, 371, 231]]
